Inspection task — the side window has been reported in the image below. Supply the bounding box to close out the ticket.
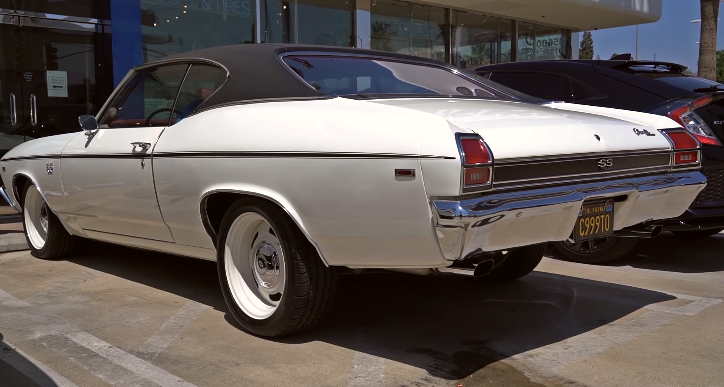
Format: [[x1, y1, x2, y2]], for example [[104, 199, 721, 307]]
[[98, 64, 188, 128], [172, 64, 228, 124], [488, 72, 564, 101], [570, 78, 607, 103]]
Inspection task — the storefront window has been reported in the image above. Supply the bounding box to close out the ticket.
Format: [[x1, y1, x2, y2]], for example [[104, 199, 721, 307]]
[[517, 22, 570, 62], [0, 0, 107, 19], [370, 0, 447, 61], [140, 0, 256, 62], [452, 11, 511, 69], [261, 0, 353, 46]]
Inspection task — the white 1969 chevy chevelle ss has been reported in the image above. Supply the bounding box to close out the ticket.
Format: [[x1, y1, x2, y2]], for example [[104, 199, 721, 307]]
[[0, 44, 707, 336]]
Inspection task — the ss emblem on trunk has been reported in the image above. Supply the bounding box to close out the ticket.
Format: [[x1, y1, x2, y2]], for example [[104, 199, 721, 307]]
[[597, 158, 613, 171]]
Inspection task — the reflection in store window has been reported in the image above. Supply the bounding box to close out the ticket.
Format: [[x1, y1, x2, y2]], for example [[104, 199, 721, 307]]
[[370, 0, 447, 61], [140, 0, 256, 62], [261, 0, 353, 46], [453, 11, 512, 69], [517, 22, 570, 62]]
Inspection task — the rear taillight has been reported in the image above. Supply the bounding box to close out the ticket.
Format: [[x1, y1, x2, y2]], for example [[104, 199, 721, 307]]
[[668, 96, 722, 146], [659, 129, 702, 168], [457, 134, 493, 192]]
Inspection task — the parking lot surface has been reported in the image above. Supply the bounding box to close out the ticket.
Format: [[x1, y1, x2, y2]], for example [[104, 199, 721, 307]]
[[1, 233, 723, 387]]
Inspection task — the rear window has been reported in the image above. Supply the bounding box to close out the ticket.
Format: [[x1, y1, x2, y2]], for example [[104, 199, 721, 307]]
[[281, 55, 526, 101], [613, 64, 722, 92], [641, 74, 720, 91]]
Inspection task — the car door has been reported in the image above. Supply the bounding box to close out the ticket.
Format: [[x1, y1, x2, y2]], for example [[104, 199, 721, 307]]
[[61, 63, 189, 242]]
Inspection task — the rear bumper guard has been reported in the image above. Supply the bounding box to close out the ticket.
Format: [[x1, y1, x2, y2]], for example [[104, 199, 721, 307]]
[[432, 172, 707, 261]]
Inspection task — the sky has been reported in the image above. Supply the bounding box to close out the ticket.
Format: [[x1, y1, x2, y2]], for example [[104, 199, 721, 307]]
[[586, 0, 724, 73]]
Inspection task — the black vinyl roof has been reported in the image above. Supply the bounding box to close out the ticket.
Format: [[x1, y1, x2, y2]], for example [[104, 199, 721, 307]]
[[143, 44, 449, 111]]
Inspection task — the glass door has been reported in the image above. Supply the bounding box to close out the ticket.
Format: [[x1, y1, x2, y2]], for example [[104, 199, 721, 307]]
[[0, 17, 27, 158], [0, 13, 106, 213]]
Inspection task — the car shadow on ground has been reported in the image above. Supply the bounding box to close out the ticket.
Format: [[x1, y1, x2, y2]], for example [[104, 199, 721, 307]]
[[0, 332, 62, 387], [67, 242, 676, 382]]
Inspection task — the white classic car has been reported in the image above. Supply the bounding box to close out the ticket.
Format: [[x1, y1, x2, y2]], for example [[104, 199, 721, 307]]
[[0, 44, 707, 337]]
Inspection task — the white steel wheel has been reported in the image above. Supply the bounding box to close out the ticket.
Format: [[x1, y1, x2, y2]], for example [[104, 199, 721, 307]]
[[217, 199, 338, 337], [24, 185, 49, 250], [224, 212, 286, 320], [21, 181, 76, 260]]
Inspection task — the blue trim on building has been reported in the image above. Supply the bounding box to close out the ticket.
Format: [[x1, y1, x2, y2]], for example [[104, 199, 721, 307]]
[[110, 0, 143, 87]]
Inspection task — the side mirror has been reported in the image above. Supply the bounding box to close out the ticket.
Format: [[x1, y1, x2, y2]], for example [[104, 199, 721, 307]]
[[78, 114, 98, 133]]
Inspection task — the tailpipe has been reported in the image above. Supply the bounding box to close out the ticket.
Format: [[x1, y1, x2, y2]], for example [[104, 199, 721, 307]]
[[614, 224, 662, 239]]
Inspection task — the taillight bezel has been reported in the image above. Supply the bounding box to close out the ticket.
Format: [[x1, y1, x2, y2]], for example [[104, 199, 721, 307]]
[[659, 128, 702, 170], [456, 133, 494, 193], [667, 96, 723, 146]]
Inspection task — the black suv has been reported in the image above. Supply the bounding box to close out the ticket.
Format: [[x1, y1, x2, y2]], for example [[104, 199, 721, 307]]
[[473, 59, 724, 263]]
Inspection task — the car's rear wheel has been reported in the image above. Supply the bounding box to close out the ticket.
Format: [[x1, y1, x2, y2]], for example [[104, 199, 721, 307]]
[[217, 199, 338, 337], [475, 244, 545, 283], [671, 228, 724, 239], [22, 182, 76, 259], [552, 236, 637, 264]]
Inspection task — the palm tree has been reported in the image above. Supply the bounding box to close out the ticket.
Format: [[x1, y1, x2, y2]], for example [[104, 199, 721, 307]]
[[698, 0, 720, 80]]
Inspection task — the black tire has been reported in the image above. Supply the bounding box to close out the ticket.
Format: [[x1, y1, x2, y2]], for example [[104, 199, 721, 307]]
[[476, 244, 546, 284], [217, 198, 338, 337], [671, 228, 724, 239], [552, 236, 637, 264], [22, 181, 76, 260]]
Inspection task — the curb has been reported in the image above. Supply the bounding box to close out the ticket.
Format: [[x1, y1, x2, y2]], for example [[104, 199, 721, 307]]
[[0, 233, 29, 253]]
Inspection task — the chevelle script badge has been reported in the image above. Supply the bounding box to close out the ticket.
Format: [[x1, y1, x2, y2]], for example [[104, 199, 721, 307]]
[[633, 128, 655, 136]]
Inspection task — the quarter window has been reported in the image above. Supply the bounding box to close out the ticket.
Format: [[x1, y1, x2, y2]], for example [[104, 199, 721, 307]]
[[98, 64, 188, 128], [172, 65, 228, 124]]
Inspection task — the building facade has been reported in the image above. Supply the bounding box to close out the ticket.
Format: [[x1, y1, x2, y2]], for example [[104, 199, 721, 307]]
[[0, 0, 662, 152]]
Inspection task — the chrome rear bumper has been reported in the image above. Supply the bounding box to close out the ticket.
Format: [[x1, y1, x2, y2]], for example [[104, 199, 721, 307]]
[[432, 172, 707, 261], [0, 186, 20, 213]]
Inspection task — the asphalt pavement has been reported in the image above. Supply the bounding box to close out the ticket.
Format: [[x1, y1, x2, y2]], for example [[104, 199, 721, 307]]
[[0, 232, 722, 387]]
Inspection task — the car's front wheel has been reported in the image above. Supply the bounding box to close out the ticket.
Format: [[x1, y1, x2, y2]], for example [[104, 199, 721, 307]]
[[552, 236, 637, 264], [217, 199, 338, 337], [22, 181, 76, 259]]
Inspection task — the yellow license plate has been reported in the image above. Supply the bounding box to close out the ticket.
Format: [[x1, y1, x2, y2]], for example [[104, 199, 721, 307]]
[[573, 200, 614, 241]]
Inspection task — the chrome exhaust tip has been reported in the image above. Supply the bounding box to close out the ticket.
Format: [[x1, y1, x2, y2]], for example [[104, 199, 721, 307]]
[[614, 224, 663, 238]]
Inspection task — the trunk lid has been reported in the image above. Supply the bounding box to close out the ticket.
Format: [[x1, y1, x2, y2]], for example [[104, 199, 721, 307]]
[[368, 98, 672, 160]]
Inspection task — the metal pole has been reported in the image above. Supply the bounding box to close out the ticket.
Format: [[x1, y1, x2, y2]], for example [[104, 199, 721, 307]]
[[636, 25, 639, 60]]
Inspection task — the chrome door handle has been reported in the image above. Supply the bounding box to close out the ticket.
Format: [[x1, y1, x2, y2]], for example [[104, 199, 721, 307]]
[[30, 94, 37, 126], [9, 93, 17, 125], [131, 142, 152, 152]]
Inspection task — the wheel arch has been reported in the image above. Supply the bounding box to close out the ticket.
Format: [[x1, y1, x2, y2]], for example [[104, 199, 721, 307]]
[[200, 188, 329, 266], [12, 173, 76, 236], [12, 173, 32, 208]]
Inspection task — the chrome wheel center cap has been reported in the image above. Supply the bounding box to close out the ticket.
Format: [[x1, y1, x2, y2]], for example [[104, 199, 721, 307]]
[[253, 241, 280, 288], [39, 203, 49, 234]]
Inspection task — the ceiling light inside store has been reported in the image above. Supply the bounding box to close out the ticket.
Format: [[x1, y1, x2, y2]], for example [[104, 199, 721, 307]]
[[175, 16, 179, 19]]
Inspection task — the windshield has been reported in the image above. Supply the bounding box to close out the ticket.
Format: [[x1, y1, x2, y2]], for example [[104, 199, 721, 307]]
[[282, 55, 530, 101]]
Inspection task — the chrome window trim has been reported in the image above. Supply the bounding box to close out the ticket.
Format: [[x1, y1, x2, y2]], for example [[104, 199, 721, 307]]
[[278, 51, 519, 100], [96, 60, 230, 127]]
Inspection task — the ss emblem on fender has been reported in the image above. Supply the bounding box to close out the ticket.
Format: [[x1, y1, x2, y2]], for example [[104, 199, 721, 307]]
[[46, 162, 53, 175], [597, 158, 613, 171]]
